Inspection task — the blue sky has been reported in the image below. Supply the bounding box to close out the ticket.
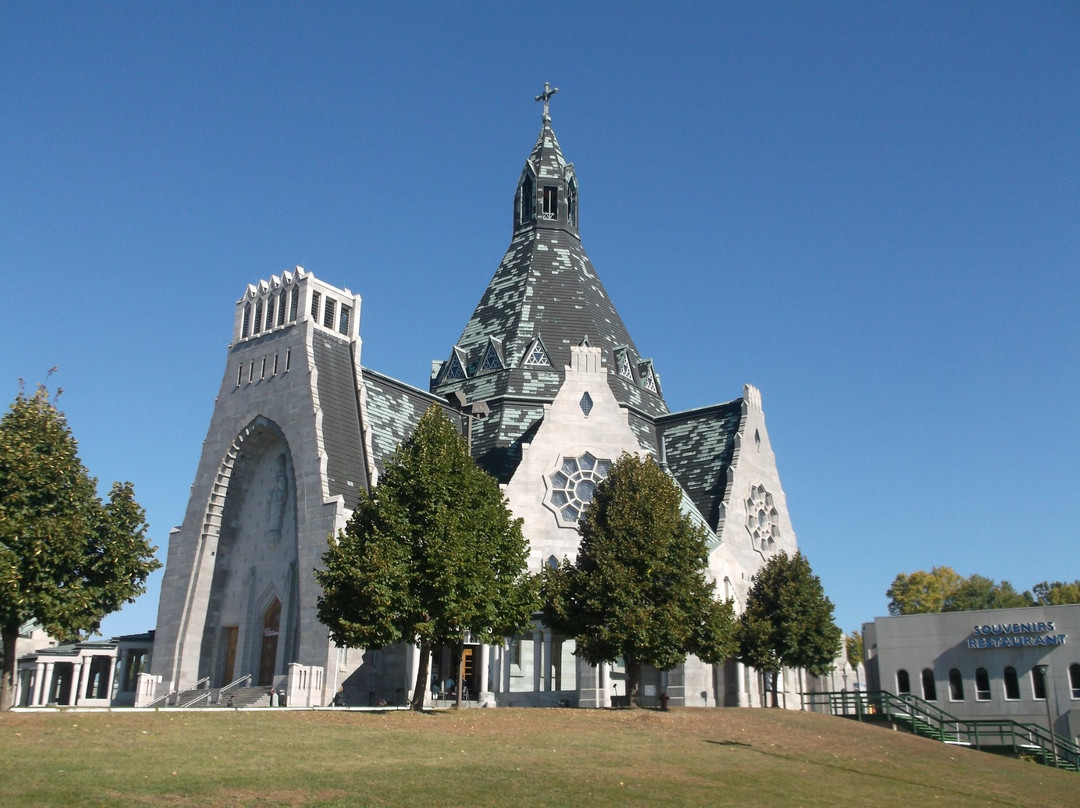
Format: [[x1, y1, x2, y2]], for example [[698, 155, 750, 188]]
[[2, 2, 1077, 640]]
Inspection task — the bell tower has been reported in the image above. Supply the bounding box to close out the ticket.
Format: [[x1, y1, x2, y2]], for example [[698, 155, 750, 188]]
[[514, 83, 579, 239]]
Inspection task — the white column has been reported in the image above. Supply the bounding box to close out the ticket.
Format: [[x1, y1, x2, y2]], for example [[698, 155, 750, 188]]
[[501, 642, 512, 694], [116, 649, 130, 692], [531, 629, 543, 696], [406, 643, 424, 706], [490, 644, 502, 693], [542, 631, 553, 692], [40, 662, 56, 705], [33, 662, 46, 706], [477, 643, 491, 702], [73, 660, 88, 705], [736, 661, 750, 707]]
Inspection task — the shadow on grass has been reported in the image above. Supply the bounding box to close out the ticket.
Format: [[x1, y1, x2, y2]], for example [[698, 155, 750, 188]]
[[704, 737, 1033, 806]]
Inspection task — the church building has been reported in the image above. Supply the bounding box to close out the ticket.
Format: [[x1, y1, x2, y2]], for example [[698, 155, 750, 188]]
[[149, 87, 800, 709]]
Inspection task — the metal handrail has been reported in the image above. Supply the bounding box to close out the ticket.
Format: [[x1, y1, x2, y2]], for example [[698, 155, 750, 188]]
[[180, 689, 213, 708], [804, 689, 1080, 771], [144, 690, 178, 708], [216, 674, 252, 703]]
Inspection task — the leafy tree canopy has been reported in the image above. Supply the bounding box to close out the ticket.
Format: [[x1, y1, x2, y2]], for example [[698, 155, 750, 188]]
[[0, 384, 160, 710], [884, 567, 1076, 615], [541, 453, 736, 707], [1030, 580, 1080, 606], [737, 551, 842, 705], [315, 406, 536, 709], [845, 630, 864, 669], [886, 567, 964, 615]]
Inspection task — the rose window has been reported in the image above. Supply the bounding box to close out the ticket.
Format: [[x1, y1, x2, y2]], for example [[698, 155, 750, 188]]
[[547, 452, 612, 524], [745, 483, 779, 553]]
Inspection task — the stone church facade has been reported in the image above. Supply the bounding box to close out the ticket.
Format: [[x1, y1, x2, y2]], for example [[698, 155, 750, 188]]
[[150, 92, 800, 709]]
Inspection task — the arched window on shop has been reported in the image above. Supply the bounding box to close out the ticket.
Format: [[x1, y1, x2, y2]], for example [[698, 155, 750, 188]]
[[1031, 666, 1047, 700], [896, 669, 910, 695], [975, 667, 991, 701], [921, 668, 937, 701], [1070, 664, 1080, 699], [1003, 666, 1020, 700], [948, 668, 964, 701]]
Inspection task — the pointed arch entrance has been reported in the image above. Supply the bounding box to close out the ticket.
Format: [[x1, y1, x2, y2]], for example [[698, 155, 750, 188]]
[[196, 416, 300, 688]]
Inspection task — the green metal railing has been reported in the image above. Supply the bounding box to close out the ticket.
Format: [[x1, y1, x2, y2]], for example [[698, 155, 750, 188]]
[[804, 690, 1080, 772]]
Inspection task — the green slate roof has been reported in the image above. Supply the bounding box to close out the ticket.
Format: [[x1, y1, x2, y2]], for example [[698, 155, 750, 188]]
[[657, 400, 744, 532]]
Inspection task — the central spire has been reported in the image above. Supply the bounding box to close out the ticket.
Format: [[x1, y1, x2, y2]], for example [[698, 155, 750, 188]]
[[535, 81, 559, 125], [430, 90, 670, 474]]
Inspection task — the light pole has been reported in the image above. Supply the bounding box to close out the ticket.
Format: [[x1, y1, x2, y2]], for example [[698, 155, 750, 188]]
[[1040, 664, 1058, 767], [447, 392, 489, 710]]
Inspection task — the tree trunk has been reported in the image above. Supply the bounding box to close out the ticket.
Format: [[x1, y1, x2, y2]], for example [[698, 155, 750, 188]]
[[1, 622, 19, 711], [770, 669, 780, 708], [411, 638, 431, 711], [626, 657, 641, 708]]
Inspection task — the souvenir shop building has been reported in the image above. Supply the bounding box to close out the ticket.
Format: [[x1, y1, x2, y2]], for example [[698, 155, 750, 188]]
[[863, 604, 1080, 743]]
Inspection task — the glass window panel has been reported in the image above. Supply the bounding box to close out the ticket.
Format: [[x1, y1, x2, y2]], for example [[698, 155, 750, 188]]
[[1003, 666, 1020, 700], [1032, 666, 1047, 700], [896, 669, 910, 694], [949, 669, 964, 700], [921, 668, 937, 701]]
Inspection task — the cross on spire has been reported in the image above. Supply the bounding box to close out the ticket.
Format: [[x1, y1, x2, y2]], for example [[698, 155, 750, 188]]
[[535, 82, 559, 124]]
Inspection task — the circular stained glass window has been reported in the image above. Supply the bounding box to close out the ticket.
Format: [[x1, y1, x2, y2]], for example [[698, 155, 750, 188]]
[[745, 483, 780, 553], [547, 452, 612, 524]]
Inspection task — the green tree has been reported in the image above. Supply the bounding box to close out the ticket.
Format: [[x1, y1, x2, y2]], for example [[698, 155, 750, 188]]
[[737, 551, 842, 706], [315, 406, 536, 710], [845, 630, 864, 669], [946, 575, 1032, 611], [0, 385, 160, 710], [888, 568, 1037, 615], [1029, 580, 1080, 606], [541, 453, 736, 707], [886, 566, 963, 615]]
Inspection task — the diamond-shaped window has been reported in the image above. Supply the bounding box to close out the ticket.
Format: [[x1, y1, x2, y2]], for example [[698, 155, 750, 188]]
[[579, 391, 593, 416]]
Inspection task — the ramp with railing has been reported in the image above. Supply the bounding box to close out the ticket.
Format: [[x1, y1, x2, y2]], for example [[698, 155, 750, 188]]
[[804, 690, 1079, 772]]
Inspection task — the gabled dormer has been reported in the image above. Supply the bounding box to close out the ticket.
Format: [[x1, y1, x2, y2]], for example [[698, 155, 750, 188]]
[[478, 337, 506, 372], [436, 347, 468, 384], [521, 335, 552, 368], [513, 83, 579, 240]]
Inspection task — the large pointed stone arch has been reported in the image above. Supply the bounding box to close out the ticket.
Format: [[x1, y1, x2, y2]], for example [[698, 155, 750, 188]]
[[178, 415, 301, 686]]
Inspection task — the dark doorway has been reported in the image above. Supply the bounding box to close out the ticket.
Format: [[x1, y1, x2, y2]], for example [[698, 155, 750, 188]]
[[259, 599, 281, 686], [51, 662, 75, 705], [222, 626, 238, 686]]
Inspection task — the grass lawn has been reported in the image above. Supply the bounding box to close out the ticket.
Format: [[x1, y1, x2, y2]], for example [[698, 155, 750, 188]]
[[2, 706, 1078, 807]]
